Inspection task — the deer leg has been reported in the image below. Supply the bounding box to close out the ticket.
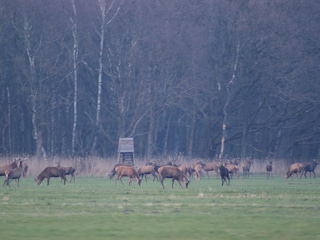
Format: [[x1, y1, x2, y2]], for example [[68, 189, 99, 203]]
[[128, 178, 132, 186], [114, 175, 119, 186], [119, 176, 125, 186], [160, 178, 165, 189]]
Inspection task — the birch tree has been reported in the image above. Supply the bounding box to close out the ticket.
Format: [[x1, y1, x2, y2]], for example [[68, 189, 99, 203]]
[[218, 41, 240, 160], [91, 0, 120, 153], [23, 13, 48, 160], [70, 0, 78, 157]]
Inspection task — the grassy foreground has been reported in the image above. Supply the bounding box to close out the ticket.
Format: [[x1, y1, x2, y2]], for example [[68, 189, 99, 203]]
[[0, 174, 319, 240]]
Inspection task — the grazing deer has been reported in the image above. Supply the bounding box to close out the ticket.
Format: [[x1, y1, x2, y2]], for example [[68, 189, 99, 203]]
[[285, 163, 304, 180], [35, 167, 67, 186], [157, 165, 189, 189], [114, 165, 141, 186]]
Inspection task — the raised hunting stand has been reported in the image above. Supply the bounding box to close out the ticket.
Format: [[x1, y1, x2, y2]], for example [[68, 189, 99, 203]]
[[117, 138, 134, 166]]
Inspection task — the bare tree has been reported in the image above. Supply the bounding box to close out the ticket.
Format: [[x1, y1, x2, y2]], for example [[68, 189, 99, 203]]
[[70, 0, 79, 157], [90, 0, 120, 153]]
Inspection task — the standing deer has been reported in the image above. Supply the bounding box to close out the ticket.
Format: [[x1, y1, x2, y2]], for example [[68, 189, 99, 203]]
[[56, 162, 76, 182], [242, 160, 253, 178], [219, 164, 230, 186], [266, 161, 272, 179], [0, 159, 18, 177], [303, 160, 318, 178], [3, 159, 24, 187]]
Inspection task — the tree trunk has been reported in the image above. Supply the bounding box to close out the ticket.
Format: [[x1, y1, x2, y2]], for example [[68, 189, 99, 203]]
[[147, 107, 155, 161], [219, 41, 240, 159], [24, 14, 45, 160], [70, 0, 78, 157], [92, 0, 120, 153], [187, 113, 196, 157], [6, 87, 12, 156]]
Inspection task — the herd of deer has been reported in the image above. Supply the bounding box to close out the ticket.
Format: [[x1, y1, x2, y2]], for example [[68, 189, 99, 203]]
[[0, 158, 318, 188], [0, 158, 75, 187], [107, 158, 318, 188]]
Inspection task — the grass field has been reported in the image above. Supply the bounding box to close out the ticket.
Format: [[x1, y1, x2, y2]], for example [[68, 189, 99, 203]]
[[0, 174, 319, 240]]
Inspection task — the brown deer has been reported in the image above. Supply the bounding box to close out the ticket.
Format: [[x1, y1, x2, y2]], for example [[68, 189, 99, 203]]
[[188, 162, 203, 180], [157, 165, 189, 189], [285, 163, 304, 180], [0, 159, 18, 177], [56, 162, 76, 182], [201, 162, 219, 178], [35, 167, 67, 186], [137, 165, 158, 182], [225, 163, 239, 179], [242, 160, 253, 178], [3, 159, 24, 187], [266, 161, 272, 179], [114, 165, 141, 186], [108, 163, 131, 179]]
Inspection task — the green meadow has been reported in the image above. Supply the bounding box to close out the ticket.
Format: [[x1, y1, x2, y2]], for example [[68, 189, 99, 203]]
[[0, 175, 319, 240]]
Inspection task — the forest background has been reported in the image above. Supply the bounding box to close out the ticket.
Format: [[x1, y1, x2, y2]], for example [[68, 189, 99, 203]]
[[0, 0, 319, 165]]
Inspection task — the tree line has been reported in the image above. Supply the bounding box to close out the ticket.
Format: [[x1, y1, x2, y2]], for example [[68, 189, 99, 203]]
[[0, 0, 319, 162]]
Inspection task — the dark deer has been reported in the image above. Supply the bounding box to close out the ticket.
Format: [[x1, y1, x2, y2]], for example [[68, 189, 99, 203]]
[[266, 161, 272, 179], [56, 162, 76, 182], [35, 167, 67, 186], [303, 160, 318, 178], [219, 164, 230, 186]]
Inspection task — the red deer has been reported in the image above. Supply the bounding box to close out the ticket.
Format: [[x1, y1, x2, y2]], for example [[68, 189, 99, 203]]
[[22, 160, 28, 177], [219, 164, 230, 186], [56, 162, 76, 183], [0, 159, 18, 177], [303, 160, 318, 178], [3, 160, 24, 187], [242, 160, 253, 178], [202, 162, 219, 178], [157, 166, 189, 189], [225, 163, 239, 179], [137, 165, 158, 182], [188, 162, 203, 180], [177, 165, 189, 176], [35, 167, 67, 186], [61, 167, 76, 182], [108, 163, 131, 179], [285, 163, 304, 180], [266, 161, 272, 179], [114, 165, 141, 186]]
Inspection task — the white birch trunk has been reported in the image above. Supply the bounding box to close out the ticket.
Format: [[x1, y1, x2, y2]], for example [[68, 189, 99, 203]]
[[219, 41, 240, 159], [70, 0, 78, 157], [6, 87, 12, 155], [24, 14, 46, 160], [92, 0, 107, 152], [92, 0, 120, 152]]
